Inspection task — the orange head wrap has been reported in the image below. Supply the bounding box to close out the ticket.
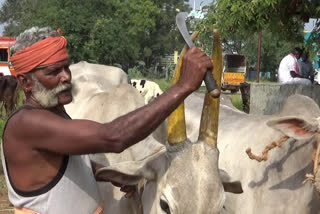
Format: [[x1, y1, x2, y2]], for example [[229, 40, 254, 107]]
[[10, 35, 68, 76]]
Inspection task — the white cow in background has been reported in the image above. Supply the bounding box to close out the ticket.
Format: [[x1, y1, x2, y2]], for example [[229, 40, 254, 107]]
[[66, 61, 130, 118], [130, 79, 163, 104], [66, 63, 242, 214]]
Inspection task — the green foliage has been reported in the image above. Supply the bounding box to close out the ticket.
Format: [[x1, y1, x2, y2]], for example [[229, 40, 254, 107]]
[[241, 30, 303, 77], [0, 89, 24, 139], [192, 0, 319, 80], [213, 0, 319, 40], [152, 78, 172, 92], [0, 118, 4, 139], [84, 0, 160, 70], [0, 0, 191, 73], [128, 66, 145, 79]]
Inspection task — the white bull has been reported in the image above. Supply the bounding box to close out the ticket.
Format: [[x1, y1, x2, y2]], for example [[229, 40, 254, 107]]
[[184, 93, 320, 213], [66, 61, 129, 118], [66, 61, 242, 213]]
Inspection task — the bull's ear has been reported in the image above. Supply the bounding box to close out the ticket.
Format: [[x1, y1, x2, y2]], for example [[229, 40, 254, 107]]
[[95, 146, 166, 186], [219, 169, 243, 194], [266, 117, 318, 140]]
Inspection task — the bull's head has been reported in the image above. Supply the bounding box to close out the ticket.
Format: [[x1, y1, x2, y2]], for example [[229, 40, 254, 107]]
[[96, 30, 241, 214]]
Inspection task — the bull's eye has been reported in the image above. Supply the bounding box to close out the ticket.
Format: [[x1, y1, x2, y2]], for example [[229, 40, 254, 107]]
[[160, 199, 171, 214]]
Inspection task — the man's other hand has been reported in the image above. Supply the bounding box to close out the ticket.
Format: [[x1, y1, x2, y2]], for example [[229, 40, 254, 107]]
[[111, 182, 136, 198]]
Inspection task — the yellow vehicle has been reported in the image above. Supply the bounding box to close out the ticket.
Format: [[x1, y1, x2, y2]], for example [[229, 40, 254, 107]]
[[221, 54, 246, 93]]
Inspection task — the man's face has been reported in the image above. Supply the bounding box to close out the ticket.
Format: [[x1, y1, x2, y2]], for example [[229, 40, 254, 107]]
[[31, 59, 73, 107], [294, 53, 301, 59]]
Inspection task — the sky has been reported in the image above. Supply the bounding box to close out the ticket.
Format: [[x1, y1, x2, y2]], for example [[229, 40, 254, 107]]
[[0, 0, 316, 35], [189, 0, 213, 10]]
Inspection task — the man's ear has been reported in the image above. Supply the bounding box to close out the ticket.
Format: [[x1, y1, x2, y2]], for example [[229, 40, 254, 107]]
[[17, 73, 33, 92]]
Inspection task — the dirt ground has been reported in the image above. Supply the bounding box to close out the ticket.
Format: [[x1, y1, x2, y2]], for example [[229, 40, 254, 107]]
[[0, 175, 13, 214]]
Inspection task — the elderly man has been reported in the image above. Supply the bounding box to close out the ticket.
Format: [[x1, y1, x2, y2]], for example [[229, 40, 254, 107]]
[[278, 47, 312, 85], [1, 27, 212, 213]]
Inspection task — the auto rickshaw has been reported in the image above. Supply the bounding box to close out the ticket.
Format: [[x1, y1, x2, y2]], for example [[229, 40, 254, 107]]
[[221, 54, 246, 93]]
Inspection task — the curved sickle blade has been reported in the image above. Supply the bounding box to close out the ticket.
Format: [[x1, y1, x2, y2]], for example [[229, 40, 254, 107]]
[[176, 12, 195, 48], [176, 12, 220, 98]]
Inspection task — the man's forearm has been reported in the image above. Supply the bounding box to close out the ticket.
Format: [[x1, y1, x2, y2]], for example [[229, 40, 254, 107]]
[[103, 84, 191, 152], [290, 70, 302, 78]]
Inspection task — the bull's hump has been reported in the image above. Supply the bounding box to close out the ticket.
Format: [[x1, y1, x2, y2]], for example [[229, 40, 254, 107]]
[[279, 94, 320, 118]]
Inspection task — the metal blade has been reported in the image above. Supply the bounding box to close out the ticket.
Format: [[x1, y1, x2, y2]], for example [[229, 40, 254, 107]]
[[176, 12, 195, 48]]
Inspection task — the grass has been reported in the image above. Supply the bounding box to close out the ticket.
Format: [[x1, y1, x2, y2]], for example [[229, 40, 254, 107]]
[[152, 77, 245, 112], [231, 93, 243, 111], [152, 78, 172, 92], [153, 77, 245, 112], [152, 78, 209, 94], [0, 121, 4, 140], [0, 176, 7, 191], [247, 79, 276, 84]]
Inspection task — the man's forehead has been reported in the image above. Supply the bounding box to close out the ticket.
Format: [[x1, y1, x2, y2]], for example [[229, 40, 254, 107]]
[[35, 59, 70, 70]]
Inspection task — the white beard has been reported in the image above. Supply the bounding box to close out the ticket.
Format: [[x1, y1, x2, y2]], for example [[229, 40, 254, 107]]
[[31, 76, 72, 108]]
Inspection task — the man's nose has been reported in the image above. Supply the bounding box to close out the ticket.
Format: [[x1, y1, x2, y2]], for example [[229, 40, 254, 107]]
[[60, 68, 71, 83]]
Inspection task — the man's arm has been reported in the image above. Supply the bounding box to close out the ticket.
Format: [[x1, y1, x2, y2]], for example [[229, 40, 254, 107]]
[[8, 47, 211, 155], [290, 70, 302, 78]]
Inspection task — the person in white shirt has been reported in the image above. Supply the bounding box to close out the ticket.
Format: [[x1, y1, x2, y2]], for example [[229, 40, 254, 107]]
[[278, 47, 312, 85]]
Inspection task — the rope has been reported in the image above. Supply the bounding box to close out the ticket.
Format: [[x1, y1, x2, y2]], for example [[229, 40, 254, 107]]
[[245, 136, 289, 162], [302, 134, 320, 199], [313, 134, 320, 176], [245, 132, 320, 198]]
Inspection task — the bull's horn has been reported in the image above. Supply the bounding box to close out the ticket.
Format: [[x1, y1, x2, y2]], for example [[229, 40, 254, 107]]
[[167, 32, 199, 145], [198, 29, 223, 147]]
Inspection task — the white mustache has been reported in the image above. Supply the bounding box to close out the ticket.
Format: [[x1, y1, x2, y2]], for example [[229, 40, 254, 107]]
[[55, 83, 72, 94]]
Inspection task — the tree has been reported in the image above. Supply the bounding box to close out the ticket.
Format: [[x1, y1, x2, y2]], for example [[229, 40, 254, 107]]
[[193, 0, 320, 80], [0, 0, 191, 73], [84, 0, 160, 71], [143, 0, 191, 68]]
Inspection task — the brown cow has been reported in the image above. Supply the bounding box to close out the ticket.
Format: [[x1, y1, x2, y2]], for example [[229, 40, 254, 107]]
[[0, 75, 18, 117]]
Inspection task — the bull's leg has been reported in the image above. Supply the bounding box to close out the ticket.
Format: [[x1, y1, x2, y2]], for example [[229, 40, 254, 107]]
[[4, 99, 14, 116], [4, 101, 8, 116]]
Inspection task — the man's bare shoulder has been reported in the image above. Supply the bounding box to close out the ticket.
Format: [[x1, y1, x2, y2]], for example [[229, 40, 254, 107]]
[[5, 108, 67, 141]]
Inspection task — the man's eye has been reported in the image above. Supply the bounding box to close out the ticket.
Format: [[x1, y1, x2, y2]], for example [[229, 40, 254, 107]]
[[48, 69, 61, 75]]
